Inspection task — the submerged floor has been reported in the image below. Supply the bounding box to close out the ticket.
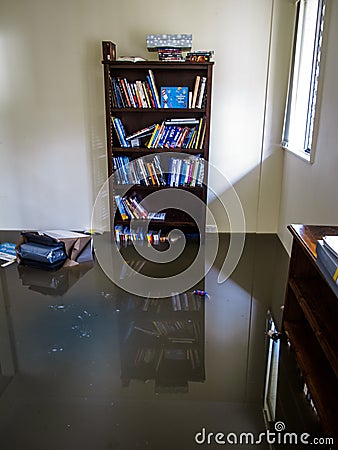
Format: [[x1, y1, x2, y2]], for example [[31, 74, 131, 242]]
[[0, 232, 294, 449]]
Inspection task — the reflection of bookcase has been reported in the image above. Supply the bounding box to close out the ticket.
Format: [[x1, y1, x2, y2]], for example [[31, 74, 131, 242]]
[[117, 293, 205, 392], [101, 42, 214, 238], [282, 224, 338, 442]]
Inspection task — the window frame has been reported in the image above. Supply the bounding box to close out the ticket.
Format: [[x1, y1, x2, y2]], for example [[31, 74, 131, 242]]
[[281, 0, 326, 163]]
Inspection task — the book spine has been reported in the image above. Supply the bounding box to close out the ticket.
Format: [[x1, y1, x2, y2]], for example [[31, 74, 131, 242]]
[[148, 70, 161, 108], [146, 75, 157, 108], [169, 127, 183, 149], [196, 77, 207, 108], [199, 117, 207, 149], [120, 78, 132, 107], [113, 117, 130, 148], [142, 81, 152, 107], [153, 121, 165, 148], [131, 197, 148, 218], [153, 155, 166, 186], [191, 75, 201, 108], [111, 117, 123, 147], [126, 124, 156, 141], [146, 162, 156, 185], [194, 117, 204, 149], [124, 78, 136, 108], [157, 125, 170, 148], [115, 195, 128, 220], [137, 159, 150, 186], [135, 80, 148, 108]]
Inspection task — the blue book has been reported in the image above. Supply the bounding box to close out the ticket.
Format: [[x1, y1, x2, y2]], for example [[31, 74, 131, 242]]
[[0, 242, 16, 261], [163, 126, 178, 148], [160, 86, 188, 108], [113, 118, 130, 148], [114, 195, 128, 220]]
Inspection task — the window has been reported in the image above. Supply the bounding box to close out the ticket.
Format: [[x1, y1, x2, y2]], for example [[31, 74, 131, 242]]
[[281, 0, 326, 162]]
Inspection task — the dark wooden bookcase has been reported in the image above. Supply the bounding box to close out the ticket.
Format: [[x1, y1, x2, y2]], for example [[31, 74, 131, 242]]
[[282, 224, 338, 443], [101, 42, 214, 239]]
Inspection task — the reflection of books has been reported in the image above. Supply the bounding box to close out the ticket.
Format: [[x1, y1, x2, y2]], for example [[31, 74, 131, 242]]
[[152, 319, 198, 342], [171, 292, 202, 311], [119, 260, 146, 279]]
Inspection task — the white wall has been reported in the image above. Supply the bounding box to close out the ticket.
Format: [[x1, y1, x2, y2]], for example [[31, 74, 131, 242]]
[[0, 0, 286, 233], [0, 0, 113, 230], [278, 0, 338, 252]]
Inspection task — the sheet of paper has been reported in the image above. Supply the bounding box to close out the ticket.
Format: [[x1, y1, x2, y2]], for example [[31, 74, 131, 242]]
[[323, 235, 338, 258], [40, 230, 89, 239]]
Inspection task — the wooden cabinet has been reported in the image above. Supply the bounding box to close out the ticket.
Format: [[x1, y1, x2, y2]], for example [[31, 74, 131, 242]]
[[101, 42, 213, 239], [282, 224, 338, 442]]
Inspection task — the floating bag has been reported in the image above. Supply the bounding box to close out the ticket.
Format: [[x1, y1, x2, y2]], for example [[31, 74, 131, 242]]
[[17, 232, 67, 270]]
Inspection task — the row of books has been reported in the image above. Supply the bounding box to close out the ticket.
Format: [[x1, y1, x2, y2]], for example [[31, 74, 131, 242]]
[[114, 225, 165, 245], [114, 194, 166, 221], [145, 117, 206, 150], [110, 72, 207, 110], [112, 154, 204, 187], [112, 116, 207, 150], [114, 116, 206, 150], [112, 154, 165, 185], [110, 69, 161, 109]]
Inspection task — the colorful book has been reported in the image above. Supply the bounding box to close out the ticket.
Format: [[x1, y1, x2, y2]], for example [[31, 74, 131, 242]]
[[160, 86, 188, 108], [191, 76, 201, 108], [148, 70, 161, 108], [114, 195, 128, 220]]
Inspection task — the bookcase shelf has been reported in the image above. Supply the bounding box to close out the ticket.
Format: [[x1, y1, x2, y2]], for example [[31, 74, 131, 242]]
[[282, 224, 338, 441], [102, 41, 213, 240], [110, 108, 207, 113]]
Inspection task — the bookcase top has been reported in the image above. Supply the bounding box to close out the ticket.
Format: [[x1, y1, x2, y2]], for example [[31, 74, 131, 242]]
[[102, 60, 214, 69]]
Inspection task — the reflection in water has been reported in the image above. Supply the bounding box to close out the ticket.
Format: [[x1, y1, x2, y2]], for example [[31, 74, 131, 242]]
[[0, 232, 290, 450], [117, 294, 205, 393]]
